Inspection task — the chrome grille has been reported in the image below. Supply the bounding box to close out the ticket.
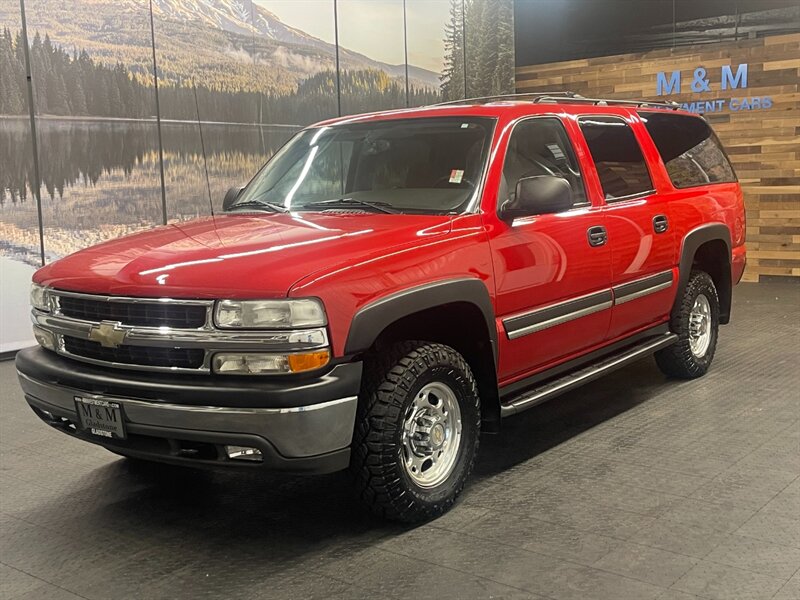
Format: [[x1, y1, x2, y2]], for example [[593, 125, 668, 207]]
[[58, 296, 207, 328], [63, 336, 205, 369], [34, 290, 330, 374]]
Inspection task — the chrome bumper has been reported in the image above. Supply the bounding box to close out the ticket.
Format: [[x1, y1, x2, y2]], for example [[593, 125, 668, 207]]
[[18, 370, 357, 465]]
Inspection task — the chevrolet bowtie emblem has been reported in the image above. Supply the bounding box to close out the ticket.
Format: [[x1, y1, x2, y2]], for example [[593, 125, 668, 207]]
[[87, 321, 128, 348]]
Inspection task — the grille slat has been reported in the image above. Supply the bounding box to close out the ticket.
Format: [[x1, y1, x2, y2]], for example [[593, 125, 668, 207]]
[[63, 336, 205, 369], [59, 296, 207, 329]]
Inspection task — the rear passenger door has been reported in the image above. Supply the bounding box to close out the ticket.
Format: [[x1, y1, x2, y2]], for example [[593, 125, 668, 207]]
[[577, 115, 676, 340]]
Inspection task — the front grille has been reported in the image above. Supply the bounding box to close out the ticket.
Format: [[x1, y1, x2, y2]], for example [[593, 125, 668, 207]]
[[63, 336, 205, 369], [58, 296, 207, 328]]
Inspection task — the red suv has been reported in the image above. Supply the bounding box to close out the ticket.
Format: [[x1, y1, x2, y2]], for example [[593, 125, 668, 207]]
[[17, 93, 746, 522]]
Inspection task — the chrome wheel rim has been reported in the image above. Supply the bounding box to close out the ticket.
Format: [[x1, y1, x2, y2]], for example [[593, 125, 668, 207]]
[[401, 382, 463, 488], [689, 293, 712, 357]]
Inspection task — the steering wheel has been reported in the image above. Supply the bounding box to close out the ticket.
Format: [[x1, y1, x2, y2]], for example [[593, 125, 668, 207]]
[[432, 175, 476, 189]]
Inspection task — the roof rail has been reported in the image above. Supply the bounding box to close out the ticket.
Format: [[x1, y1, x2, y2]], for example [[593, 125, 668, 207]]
[[533, 95, 681, 110], [429, 91, 583, 107], [428, 92, 680, 111]]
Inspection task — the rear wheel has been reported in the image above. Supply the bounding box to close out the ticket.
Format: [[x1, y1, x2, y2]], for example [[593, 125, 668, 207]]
[[350, 341, 480, 522], [656, 270, 719, 379]]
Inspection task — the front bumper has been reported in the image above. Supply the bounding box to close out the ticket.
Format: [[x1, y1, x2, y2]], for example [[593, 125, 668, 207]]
[[16, 347, 362, 473]]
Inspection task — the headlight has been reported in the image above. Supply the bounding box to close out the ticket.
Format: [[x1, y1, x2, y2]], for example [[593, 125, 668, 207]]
[[30, 283, 50, 312], [212, 350, 330, 375], [214, 299, 326, 329]]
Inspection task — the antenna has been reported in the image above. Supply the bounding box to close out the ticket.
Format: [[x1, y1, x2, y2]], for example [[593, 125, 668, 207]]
[[192, 81, 214, 217]]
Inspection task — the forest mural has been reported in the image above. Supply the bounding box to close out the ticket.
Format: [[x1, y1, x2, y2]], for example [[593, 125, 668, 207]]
[[0, 0, 516, 351]]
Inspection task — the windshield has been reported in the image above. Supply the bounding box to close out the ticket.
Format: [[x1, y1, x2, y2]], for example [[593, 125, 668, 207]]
[[230, 117, 494, 215]]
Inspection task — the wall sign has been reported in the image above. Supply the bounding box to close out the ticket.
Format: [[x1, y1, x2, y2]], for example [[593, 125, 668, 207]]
[[655, 64, 773, 113]]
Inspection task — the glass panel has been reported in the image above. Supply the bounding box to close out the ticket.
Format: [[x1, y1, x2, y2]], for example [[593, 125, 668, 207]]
[[465, 0, 515, 97], [639, 112, 736, 188], [253, 1, 339, 125], [0, 0, 42, 351], [674, 1, 799, 49], [514, 0, 673, 65], [22, 0, 163, 259], [406, 0, 461, 105], [500, 118, 587, 209], [232, 117, 493, 214], [152, 0, 262, 221], [579, 116, 654, 200], [337, 0, 408, 115]]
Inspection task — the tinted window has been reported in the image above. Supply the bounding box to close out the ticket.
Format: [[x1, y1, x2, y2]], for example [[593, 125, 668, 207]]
[[579, 116, 654, 200], [639, 112, 736, 188], [500, 118, 587, 209]]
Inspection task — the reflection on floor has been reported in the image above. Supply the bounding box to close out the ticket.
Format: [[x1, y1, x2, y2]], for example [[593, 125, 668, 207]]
[[1, 281, 799, 600]]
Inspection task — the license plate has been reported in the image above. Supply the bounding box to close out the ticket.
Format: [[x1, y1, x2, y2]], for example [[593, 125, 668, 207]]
[[74, 396, 127, 440]]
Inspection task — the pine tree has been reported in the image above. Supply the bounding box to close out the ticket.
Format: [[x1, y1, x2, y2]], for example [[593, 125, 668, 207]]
[[441, 0, 466, 101]]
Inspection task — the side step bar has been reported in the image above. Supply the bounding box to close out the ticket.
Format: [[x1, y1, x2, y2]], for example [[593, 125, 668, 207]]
[[500, 333, 678, 417]]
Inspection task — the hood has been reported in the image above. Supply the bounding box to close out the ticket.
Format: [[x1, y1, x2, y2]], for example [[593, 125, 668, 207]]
[[34, 212, 452, 298]]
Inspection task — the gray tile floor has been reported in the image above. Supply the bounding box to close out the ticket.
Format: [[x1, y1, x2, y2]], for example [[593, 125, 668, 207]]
[[1, 281, 798, 600]]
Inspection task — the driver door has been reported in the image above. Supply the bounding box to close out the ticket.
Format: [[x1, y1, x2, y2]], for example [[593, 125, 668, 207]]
[[489, 117, 612, 385]]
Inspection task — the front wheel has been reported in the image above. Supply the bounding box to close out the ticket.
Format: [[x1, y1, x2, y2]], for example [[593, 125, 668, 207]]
[[350, 342, 480, 522], [655, 270, 720, 379]]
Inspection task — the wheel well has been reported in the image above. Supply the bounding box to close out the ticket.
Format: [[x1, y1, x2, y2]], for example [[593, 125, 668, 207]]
[[692, 239, 732, 324], [369, 302, 501, 432]]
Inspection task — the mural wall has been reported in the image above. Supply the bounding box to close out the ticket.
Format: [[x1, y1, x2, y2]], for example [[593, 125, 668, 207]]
[[0, 0, 515, 352]]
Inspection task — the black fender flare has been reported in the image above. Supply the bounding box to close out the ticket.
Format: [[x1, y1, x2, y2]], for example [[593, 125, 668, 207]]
[[344, 278, 498, 365], [677, 223, 732, 323]]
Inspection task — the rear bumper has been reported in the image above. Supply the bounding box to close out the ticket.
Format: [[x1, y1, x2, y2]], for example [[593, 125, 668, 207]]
[[16, 347, 362, 473]]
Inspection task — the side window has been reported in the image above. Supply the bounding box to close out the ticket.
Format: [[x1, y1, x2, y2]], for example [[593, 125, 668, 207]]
[[639, 111, 736, 188], [499, 118, 587, 209], [578, 116, 654, 200]]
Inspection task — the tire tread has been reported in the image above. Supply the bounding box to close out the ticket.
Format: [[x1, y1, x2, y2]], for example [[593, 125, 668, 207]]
[[350, 341, 480, 522]]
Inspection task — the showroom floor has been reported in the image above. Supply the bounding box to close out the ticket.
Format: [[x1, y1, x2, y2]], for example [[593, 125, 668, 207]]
[[1, 281, 798, 600]]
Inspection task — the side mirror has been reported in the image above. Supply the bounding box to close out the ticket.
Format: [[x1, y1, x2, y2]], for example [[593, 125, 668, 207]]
[[222, 186, 244, 211], [500, 175, 573, 221]]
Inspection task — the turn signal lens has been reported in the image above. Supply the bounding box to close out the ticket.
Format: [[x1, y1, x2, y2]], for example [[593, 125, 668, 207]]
[[212, 350, 330, 375], [33, 326, 56, 351], [287, 350, 330, 373]]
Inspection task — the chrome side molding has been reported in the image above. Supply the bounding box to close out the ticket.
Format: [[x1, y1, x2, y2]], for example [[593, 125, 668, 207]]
[[503, 290, 613, 340], [613, 270, 674, 305], [502, 270, 675, 340]]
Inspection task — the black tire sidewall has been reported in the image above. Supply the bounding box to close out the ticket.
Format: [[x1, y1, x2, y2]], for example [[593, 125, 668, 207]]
[[393, 362, 480, 506], [674, 272, 720, 374]]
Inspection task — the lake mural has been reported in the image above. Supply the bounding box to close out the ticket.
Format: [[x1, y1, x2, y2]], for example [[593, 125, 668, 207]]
[[0, 0, 516, 350]]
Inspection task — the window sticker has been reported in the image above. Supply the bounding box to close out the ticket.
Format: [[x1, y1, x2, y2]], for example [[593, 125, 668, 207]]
[[546, 143, 565, 161], [449, 169, 465, 184]]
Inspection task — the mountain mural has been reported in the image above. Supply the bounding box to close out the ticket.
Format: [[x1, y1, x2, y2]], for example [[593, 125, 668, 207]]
[[1, 0, 440, 95]]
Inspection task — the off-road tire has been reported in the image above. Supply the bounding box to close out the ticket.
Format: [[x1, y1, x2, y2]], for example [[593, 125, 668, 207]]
[[655, 270, 720, 379], [350, 341, 480, 522]]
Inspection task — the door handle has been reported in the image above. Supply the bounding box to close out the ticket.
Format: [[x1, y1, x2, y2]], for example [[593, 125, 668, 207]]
[[653, 214, 669, 234], [587, 225, 607, 247]]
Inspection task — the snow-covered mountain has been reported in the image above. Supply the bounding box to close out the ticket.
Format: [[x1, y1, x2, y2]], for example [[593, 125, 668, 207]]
[[151, 0, 441, 88]]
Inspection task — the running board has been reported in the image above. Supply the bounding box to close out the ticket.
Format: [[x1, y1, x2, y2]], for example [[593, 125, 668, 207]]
[[500, 333, 678, 417]]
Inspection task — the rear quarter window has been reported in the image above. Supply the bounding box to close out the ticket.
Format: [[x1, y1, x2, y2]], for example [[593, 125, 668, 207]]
[[639, 111, 737, 188]]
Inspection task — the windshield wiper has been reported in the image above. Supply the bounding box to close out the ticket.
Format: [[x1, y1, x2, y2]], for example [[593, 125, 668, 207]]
[[299, 198, 400, 214], [227, 199, 289, 213]]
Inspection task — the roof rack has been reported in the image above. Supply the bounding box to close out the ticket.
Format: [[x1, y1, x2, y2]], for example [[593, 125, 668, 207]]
[[429, 92, 680, 111], [534, 95, 681, 111], [430, 91, 583, 107]]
